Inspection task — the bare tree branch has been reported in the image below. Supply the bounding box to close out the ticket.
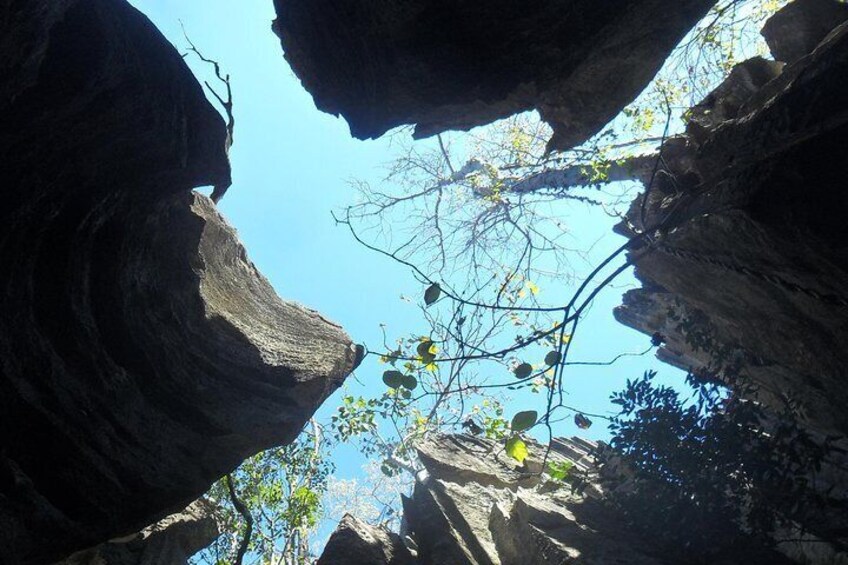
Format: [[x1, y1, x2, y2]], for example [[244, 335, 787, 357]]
[[181, 22, 235, 204]]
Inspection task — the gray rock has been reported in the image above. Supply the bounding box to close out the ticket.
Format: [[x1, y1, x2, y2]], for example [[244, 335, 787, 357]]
[[685, 57, 784, 145], [57, 499, 220, 565], [321, 435, 667, 565], [318, 514, 415, 565], [272, 0, 715, 151], [0, 1, 353, 562], [762, 0, 848, 64], [613, 2, 848, 557], [615, 1, 848, 438], [490, 491, 664, 565]]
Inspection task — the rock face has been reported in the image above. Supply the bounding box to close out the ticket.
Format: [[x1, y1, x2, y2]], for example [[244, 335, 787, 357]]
[[58, 499, 220, 565], [614, 0, 848, 437], [320, 435, 839, 564], [317, 514, 415, 565], [761, 0, 848, 64], [320, 434, 668, 565], [0, 1, 353, 562], [272, 0, 715, 150]]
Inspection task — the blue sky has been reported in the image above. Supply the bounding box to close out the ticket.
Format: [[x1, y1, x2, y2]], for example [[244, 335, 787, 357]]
[[131, 0, 684, 467], [131, 0, 685, 502]]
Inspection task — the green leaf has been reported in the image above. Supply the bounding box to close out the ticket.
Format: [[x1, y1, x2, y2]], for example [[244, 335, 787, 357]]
[[505, 436, 528, 463], [513, 363, 533, 379], [382, 370, 403, 389], [401, 374, 418, 390], [511, 410, 538, 432], [544, 350, 562, 366], [424, 283, 442, 306], [574, 413, 593, 429], [547, 460, 574, 481], [417, 340, 436, 364]]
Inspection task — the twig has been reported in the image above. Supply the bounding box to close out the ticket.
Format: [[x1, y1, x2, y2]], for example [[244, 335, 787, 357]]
[[180, 21, 235, 203]]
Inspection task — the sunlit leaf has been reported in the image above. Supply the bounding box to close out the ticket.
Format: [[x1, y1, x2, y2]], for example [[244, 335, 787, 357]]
[[548, 460, 574, 481], [511, 410, 537, 432], [505, 436, 528, 463], [417, 340, 436, 364]]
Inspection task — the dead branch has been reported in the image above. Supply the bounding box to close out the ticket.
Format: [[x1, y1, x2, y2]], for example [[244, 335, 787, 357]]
[[180, 21, 234, 203]]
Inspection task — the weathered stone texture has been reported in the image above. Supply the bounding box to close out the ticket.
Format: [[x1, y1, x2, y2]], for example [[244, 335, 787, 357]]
[[615, 0, 848, 437], [321, 434, 668, 565], [272, 0, 716, 150], [57, 499, 220, 565], [317, 514, 415, 565], [0, 1, 353, 562], [761, 0, 848, 64]]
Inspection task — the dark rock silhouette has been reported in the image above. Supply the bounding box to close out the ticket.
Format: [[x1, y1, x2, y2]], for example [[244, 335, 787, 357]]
[[0, 1, 353, 562], [57, 499, 220, 565], [615, 0, 848, 438], [272, 0, 715, 151]]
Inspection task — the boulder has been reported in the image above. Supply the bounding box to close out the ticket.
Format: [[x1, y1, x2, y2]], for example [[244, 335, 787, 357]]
[[321, 435, 668, 565]]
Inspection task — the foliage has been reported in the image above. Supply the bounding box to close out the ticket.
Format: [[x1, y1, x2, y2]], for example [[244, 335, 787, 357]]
[[322, 460, 413, 531], [193, 424, 331, 565], [607, 371, 838, 563], [505, 436, 529, 464]]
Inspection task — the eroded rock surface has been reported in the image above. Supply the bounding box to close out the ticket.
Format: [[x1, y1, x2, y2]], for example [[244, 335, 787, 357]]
[[614, 0, 848, 437], [761, 0, 848, 64], [58, 499, 220, 565], [317, 514, 415, 565], [273, 0, 715, 150], [321, 435, 667, 565], [0, 1, 353, 562]]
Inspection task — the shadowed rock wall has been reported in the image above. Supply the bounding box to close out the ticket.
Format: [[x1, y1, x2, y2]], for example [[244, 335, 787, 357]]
[[272, 0, 716, 150], [58, 499, 220, 565], [614, 0, 848, 437], [0, 1, 353, 562]]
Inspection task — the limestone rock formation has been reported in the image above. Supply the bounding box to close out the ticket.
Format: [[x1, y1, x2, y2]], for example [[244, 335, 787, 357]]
[[0, 1, 353, 562], [317, 514, 415, 565], [761, 0, 848, 64], [320, 434, 668, 565], [58, 499, 220, 565], [272, 0, 715, 150], [321, 434, 841, 564], [613, 0, 848, 437]]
